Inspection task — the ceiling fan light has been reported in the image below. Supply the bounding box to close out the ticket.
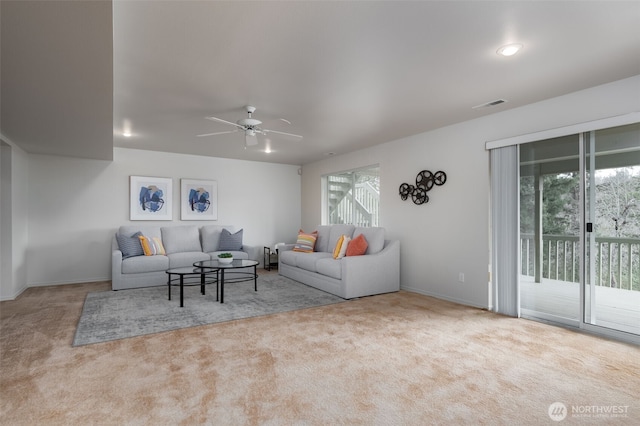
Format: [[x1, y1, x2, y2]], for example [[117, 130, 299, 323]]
[[245, 132, 258, 146]]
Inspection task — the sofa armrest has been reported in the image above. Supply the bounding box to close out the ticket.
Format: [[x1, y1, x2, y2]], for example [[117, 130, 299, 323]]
[[341, 239, 400, 298], [242, 245, 262, 263], [278, 243, 296, 252], [111, 248, 123, 285]]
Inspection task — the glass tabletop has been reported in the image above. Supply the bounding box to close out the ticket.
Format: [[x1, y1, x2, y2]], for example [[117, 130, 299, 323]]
[[194, 259, 259, 269], [166, 266, 218, 275]]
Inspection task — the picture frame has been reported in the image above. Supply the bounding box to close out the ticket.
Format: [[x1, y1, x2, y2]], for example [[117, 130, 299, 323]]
[[130, 176, 173, 220], [180, 179, 218, 221]]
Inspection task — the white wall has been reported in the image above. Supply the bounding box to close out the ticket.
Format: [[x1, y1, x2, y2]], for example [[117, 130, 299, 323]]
[[0, 141, 29, 300], [24, 147, 301, 287], [0, 143, 11, 299], [302, 75, 640, 309]]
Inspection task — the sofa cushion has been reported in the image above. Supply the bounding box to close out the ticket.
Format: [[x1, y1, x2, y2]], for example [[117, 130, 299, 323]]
[[201, 225, 235, 252], [328, 225, 355, 253], [316, 258, 342, 280], [119, 225, 162, 240], [293, 230, 318, 253], [353, 227, 385, 254], [346, 233, 368, 256], [313, 225, 332, 253], [279, 250, 299, 267], [167, 252, 210, 268], [116, 231, 144, 259], [296, 252, 333, 272], [162, 226, 202, 254], [121, 254, 169, 274], [219, 228, 243, 251]]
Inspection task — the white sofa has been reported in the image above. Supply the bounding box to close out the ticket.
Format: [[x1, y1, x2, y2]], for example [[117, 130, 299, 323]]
[[278, 225, 400, 299], [111, 225, 260, 290]]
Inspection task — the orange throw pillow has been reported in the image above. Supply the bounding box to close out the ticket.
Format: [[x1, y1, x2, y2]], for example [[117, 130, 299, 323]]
[[346, 233, 368, 256]]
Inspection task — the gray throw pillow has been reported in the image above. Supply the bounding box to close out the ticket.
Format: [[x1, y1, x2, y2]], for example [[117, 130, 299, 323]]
[[116, 231, 144, 259], [218, 228, 243, 251]]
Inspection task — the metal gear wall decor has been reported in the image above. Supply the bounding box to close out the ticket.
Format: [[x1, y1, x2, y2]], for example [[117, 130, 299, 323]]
[[399, 170, 447, 205]]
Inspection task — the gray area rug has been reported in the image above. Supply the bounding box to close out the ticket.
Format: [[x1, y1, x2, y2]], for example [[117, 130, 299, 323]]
[[73, 274, 346, 346]]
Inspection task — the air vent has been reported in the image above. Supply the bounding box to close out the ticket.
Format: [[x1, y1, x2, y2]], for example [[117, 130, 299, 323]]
[[472, 99, 508, 109]]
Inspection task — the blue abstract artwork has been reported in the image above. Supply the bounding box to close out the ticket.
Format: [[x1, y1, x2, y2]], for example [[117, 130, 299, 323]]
[[130, 176, 173, 220], [188, 188, 210, 213], [139, 185, 165, 212], [181, 179, 217, 220]]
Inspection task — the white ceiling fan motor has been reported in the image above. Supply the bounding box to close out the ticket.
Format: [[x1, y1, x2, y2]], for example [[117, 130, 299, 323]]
[[198, 105, 303, 147], [238, 105, 262, 128]]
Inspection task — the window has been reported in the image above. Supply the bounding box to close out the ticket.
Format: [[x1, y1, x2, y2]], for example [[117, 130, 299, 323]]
[[325, 165, 379, 226]]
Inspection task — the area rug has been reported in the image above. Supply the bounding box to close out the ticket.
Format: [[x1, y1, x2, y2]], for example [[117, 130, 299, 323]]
[[73, 274, 346, 346]]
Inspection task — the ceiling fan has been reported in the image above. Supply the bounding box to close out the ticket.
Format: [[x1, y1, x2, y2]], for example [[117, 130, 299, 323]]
[[197, 105, 303, 147]]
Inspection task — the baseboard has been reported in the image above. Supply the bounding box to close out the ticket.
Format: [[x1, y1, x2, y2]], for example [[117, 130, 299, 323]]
[[400, 285, 489, 310], [27, 277, 110, 288], [1, 278, 110, 301], [0, 285, 28, 301]]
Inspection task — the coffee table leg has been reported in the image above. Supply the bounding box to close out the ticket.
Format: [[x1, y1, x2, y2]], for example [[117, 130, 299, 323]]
[[220, 269, 224, 304], [180, 275, 184, 308], [254, 265, 257, 292], [168, 274, 172, 300], [201, 273, 205, 295]]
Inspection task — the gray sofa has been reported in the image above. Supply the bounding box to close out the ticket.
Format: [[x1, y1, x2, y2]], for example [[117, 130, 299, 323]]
[[111, 225, 260, 290], [278, 225, 400, 299]]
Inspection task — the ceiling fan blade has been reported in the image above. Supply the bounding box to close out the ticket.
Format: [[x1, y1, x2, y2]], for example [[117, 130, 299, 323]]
[[196, 129, 239, 137], [262, 129, 303, 139], [205, 116, 243, 129]]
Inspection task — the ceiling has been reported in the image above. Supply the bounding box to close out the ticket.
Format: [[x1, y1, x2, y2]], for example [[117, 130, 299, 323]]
[[2, 1, 639, 166]]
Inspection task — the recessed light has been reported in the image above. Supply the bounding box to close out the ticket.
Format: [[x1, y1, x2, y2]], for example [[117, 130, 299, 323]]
[[123, 131, 132, 138], [497, 43, 523, 57]]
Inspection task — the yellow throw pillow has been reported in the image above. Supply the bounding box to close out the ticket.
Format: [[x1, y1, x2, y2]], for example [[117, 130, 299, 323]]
[[337, 235, 351, 259], [152, 237, 166, 255], [138, 236, 166, 256], [332, 235, 346, 259], [139, 236, 153, 256]]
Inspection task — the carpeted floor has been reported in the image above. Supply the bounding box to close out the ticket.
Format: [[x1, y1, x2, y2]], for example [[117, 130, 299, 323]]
[[74, 274, 346, 346], [1, 276, 639, 425]]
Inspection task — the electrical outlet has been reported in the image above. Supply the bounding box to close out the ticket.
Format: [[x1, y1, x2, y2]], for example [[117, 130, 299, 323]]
[[458, 273, 465, 283]]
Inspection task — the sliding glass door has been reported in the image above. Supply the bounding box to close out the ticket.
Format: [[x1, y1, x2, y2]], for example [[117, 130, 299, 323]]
[[518, 122, 640, 339], [583, 123, 640, 336], [519, 135, 581, 325]]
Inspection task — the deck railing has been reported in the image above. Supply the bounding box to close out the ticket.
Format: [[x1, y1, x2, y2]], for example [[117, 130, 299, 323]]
[[329, 181, 379, 227], [521, 234, 640, 291]]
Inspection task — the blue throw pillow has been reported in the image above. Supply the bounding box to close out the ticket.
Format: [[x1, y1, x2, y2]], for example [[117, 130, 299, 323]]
[[218, 228, 243, 251], [116, 231, 144, 259]]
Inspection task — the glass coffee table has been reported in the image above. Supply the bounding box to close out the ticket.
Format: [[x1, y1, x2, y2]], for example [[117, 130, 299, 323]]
[[165, 266, 218, 307], [193, 259, 259, 303]]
